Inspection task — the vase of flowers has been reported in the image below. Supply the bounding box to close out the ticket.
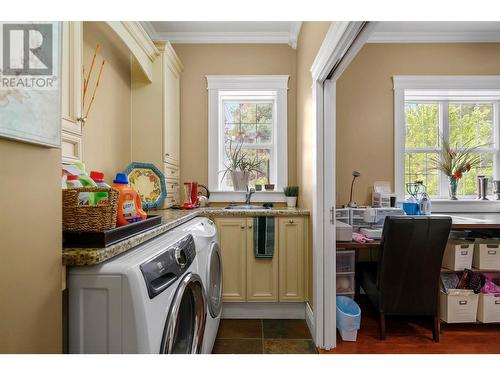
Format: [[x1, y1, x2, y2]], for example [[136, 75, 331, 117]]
[[448, 176, 459, 200], [222, 139, 264, 191], [431, 136, 486, 200]]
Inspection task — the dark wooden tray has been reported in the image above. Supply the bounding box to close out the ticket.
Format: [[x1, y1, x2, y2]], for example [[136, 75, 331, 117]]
[[63, 215, 162, 248]]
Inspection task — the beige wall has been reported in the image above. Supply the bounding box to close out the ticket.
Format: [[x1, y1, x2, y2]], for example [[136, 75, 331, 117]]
[[173, 44, 297, 187], [296, 22, 331, 303], [337, 43, 500, 206], [82, 22, 132, 183], [0, 140, 62, 353]]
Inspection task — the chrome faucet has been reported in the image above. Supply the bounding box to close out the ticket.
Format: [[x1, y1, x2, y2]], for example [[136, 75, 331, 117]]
[[245, 185, 256, 205]]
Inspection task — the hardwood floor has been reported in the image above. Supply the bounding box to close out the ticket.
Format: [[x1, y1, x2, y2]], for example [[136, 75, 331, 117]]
[[321, 296, 500, 354]]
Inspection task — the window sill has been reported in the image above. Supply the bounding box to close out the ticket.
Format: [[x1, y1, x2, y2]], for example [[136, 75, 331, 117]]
[[431, 198, 500, 213], [209, 190, 286, 203]]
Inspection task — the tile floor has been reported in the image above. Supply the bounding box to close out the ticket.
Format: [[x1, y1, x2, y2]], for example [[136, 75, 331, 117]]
[[212, 319, 318, 354]]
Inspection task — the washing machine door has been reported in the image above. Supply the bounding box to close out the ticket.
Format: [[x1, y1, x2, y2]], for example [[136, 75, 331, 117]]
[[160, 273, 206, 354], [206, 242, 223, 318]]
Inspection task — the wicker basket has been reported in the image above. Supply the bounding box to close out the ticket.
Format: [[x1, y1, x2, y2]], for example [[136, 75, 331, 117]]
[[63, 187, 119, 232]]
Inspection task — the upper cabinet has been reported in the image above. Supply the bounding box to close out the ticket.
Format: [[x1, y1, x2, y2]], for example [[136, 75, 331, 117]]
[[162, 45, 182, 167], [61, 21, 83, 163], [131, 41, 183, 207]]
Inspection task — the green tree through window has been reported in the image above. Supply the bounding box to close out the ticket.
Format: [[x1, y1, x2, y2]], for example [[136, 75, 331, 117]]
[[405, 101, 495, 197]]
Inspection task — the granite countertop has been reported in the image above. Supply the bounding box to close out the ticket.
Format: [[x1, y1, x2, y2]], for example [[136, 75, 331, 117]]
[[63, 207, 309, 266]]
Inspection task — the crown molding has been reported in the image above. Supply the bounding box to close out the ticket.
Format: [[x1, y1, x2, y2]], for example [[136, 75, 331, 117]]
[[106, 21, 159, 82], [154, 31, 292, 45], [140, 21, 158, 41], [368, 31, 500, 43], [154, 40, 184, 74], [289, 22, 302, 49]]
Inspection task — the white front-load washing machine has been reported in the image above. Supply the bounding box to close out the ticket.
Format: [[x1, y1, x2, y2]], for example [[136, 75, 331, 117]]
[[68, 232, 206, 354], [173, 217, 222, 354]]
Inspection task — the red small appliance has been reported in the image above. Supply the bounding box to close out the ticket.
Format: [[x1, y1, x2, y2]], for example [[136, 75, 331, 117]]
[[182, 181, 198, 209]]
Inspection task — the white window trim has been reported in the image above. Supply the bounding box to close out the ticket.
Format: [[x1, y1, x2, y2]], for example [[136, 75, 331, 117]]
[[394, 75, 500, 212], [207, 75, 289, 197]]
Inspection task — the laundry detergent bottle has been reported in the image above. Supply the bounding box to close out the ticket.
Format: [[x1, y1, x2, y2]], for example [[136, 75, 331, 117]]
[[113, 173, 147, 226]]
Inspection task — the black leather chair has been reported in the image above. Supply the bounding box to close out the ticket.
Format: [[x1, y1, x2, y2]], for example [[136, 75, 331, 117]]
[[357, 216, 452, 342]]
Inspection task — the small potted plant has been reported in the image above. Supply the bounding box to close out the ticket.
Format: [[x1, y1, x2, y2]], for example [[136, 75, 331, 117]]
[[221, 139, 263, 191], [284, 186, 299, 208]]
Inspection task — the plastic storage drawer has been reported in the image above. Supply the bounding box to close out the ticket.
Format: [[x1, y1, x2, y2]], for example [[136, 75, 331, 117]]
[[442, 239, 474, 271], [336, 273, 355, 295], [336, 250, 355, 273]]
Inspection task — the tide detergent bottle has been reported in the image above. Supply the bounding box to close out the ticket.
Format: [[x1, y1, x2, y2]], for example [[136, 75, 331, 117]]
[[112, 173, 147, 226]]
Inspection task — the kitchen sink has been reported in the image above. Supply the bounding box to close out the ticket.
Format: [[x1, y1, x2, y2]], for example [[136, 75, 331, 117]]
[[224, 205, 270, 210]]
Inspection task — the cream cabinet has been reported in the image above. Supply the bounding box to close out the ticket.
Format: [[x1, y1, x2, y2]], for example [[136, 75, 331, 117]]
[[131, 41, 183, 207], [215, 216, 307, 303], [61, 21, 83, 163], [278, 217, 307, 301], [215, 218, 247, 301], [246, 218, 279, 301]]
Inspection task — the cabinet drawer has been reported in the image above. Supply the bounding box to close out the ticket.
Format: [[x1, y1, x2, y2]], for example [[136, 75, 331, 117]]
[[165, 180, 179, 195], [62, 131, 82, 163], [164, 165, 179, 181]]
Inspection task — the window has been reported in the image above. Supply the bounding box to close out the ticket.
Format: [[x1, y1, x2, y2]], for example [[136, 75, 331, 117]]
[[394, 76, 500, 199], [405, 101, 496, 197], [222, 99, 275, 189], [207, 76, 289, 192]]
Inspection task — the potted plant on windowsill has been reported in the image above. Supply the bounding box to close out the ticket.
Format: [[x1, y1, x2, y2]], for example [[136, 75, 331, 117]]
[[222, 140, 264, 191], [430, 136, 488, 200], [284, 186, 299, 208]]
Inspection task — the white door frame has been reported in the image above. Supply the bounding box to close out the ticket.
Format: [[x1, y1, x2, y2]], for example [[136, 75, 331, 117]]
[[310, 21, 377, 350]]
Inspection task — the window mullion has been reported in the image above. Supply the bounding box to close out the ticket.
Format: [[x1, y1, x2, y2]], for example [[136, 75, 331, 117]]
[[439, 101, 450, 198], [494, 101, 500, 180]]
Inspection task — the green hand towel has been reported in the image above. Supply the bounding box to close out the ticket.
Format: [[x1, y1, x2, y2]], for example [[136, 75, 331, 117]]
[[253, 217, 275, 259]]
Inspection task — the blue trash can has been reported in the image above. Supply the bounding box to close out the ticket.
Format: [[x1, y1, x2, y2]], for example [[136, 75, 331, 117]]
[[336, 296, 361, 341]]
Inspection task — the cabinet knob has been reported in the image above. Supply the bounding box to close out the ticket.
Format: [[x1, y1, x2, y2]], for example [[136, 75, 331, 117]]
[[248, 225, 253, 229], [165, 153, 170, 156], [289, 219, 294, 224], [240, 225, 245, 229]]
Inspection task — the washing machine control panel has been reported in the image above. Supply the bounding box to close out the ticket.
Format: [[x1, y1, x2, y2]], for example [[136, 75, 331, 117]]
[[140, 234, 196, 299]]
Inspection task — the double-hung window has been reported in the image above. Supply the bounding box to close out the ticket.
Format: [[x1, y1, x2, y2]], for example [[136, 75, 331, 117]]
[[394, 76, 500, 199], [207, 76, 289, 193]]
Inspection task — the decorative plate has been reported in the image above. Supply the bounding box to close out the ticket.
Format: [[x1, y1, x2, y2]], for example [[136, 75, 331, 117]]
[[124, 162, 167, 209]]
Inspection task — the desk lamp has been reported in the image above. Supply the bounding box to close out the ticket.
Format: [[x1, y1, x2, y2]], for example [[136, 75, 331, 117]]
[[347, 171, 361, 208]]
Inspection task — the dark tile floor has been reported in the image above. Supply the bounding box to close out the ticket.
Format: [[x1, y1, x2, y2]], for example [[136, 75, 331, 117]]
[[212, 319, 317, 354]]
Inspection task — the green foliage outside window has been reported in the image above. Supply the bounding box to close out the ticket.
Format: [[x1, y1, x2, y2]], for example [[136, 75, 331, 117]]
[[405, 102, 494, 197]]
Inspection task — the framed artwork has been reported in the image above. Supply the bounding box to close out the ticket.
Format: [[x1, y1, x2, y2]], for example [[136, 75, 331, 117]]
[[0, 21, 62, 147], [124, 162, 167, 210]]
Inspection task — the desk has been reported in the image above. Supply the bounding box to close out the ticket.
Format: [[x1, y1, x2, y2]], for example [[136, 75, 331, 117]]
[[336, 213, 500, 250]]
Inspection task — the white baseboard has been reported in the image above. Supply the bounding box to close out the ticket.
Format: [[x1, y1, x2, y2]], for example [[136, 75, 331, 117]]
[[305, 302, 315, 340], [221, 302, 306, 319]]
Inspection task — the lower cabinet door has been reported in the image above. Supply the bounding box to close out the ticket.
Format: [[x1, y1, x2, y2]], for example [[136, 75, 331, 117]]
[[278, 217, 306, 301], [246, 218, 279, 301], [215, 218, 247, 302]]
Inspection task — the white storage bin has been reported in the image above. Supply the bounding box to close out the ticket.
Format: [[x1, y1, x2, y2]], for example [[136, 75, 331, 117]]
[[442, 239, 474, 271], [439, 289, 479, 323], [474, 239, 500, 270], [336, 250, 355, 273], [478, 293, 500, 323], [336, 273, 355, 294]]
